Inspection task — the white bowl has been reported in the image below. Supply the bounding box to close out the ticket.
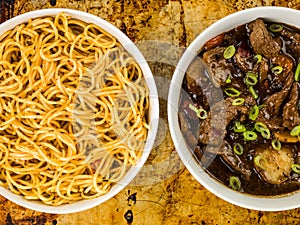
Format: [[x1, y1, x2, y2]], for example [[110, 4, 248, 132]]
[[0, 8, 159, 214], [168, 6, 300, 211]]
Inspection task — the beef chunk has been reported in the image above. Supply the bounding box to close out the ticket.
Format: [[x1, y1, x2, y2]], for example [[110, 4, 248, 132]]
[[283, 83, 300, 128], [202, 47, 235, 88], [271, 54, 294, 73], [249, 19, 281, 59], [258, 58, 269, 83], [198, 96, 253, 147], [235, 43, 253, 72], [281, 27, 300, 41], [221, 141, 252, 178], [281, 28, 300, 62], [185, 57, 223, 106], [258, 71, 293, 121], [186, 57, 208, 96], [178, 111, 199, 149]]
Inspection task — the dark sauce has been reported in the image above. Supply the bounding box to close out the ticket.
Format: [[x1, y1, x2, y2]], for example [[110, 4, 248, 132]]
[[180, 19, 300, 196]]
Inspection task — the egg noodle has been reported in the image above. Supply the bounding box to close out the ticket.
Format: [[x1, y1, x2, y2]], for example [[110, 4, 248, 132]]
[[0, 12, 149, 205]]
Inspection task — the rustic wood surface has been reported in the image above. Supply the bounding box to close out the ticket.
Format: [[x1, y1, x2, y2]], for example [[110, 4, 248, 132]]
[[1, 0, 300, 224]]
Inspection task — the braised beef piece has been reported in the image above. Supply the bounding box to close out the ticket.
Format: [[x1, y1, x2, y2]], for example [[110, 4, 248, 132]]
[[249, 19, 281, 59], [179, 111, 198, 149], [221, 141, 252, 178], [185, 57, 223, 108], [282, 83, 300, 128], [198, 96, 254, 147], [258, 71, 293, 122], [271, 54, 294, 73], [258, 58, 269, 83], [186, 57, 208, 96], [202, 47, 234, 88], [235, 41, 256, 72], [281, 27, 300, 41], [281, 28, 300, 62]]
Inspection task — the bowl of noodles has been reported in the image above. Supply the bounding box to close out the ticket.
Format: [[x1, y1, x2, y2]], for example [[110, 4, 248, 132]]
[[0, 8, 159, 213]]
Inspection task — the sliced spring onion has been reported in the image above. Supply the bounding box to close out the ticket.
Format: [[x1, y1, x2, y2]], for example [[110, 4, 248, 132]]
[[234, 121, 246, 133], [260, 127, 271, 139], [226, 75, 232, 84], [291, 164, 300, 174], [249, 86, 258, 99], [254, 122, 271, 139], [254, 122, 267, 132], [245, 72, 258, 86], [254, 54, 262, 63], [232, 98, 245, 106], [290, 125, 300, 136], [229, 176, 241, 191], [271, 139, 281, 151], [224, 88, 241, 97], [223, 45, 236, 59], [271, 66, 283, 75], [269, 24, 283, 32], [233, 143, 243, 156], [189, 104, 208, 119], [243, 131, 258, 141], [295, 63, 300, 82], [254, 155, 267, 170], [249, 105, 259, 121]]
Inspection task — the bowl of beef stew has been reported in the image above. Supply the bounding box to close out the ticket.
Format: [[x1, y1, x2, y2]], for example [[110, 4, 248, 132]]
[[168, 6, 300, 211]]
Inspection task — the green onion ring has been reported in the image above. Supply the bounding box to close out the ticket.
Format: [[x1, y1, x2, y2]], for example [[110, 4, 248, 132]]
[[243, 131, 258, 141], [254, 122, 267, 132], [271, 66, 283, 75], [245, 72, 258, 86], [249, 105, 259, 121], [290, 125, 300, 136], [291, 164, 300, 174], [269, 24, 283, 32], [224, 88, 241, 97], [295, 63, 300, 82], [233, 143, 243, 156], [271, 139, 281, 151], [232, 98, 245, 106], [254, 155, 267, 170], [189, 104, 208, 119], [223, 45, 236, 59], [249, 86, 258, 99], [234, 121, 246, 133], [229, 176, 241, 191], [260, 127, 271, 139], [254, 54, 262, 63]]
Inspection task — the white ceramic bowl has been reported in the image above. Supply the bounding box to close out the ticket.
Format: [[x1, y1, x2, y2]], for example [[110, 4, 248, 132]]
[[168, 6, 300, 211], [0, 8, 159, 214]]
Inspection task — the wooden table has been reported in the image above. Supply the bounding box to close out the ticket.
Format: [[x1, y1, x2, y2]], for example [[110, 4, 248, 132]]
[[1, 0, 300, 224]]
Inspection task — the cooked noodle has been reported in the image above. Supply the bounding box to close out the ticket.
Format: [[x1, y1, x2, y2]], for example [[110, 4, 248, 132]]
[[0, 12, 149, 205]]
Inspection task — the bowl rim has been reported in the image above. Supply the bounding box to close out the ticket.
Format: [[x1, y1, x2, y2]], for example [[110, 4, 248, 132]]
[[168, 6, 300, 212], [0, 8, 159, 214]]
